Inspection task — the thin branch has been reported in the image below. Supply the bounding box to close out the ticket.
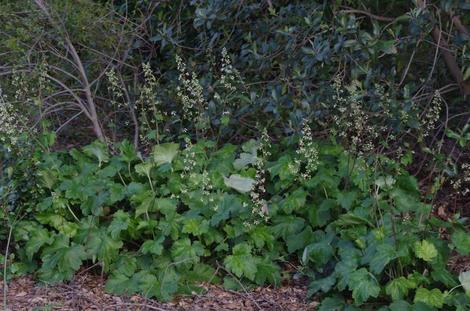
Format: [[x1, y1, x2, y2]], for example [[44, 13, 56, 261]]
[[416, 0, 470, 95], [339, 7, 395, 22]]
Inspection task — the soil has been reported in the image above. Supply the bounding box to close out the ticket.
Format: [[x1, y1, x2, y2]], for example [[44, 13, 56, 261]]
[[2, 273, 318, 311]]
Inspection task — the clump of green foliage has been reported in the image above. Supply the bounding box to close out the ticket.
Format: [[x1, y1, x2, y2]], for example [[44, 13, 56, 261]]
[[0, 0, 469, 310], [1, 134, 469, 310]]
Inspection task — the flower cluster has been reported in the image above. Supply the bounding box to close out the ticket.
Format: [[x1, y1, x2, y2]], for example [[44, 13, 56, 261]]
[[289, 122, 319, 180], [106, 69, 124, 105], [137, 63, 162, 142], [11, 70, 31, 103], [0, 90, 25, 150], [250, 129, 271, 221], [201, 169, 214, 204], [219, 48, 242, 95], [181, 137, 197, 178], [331, 78, 382, 156], [175, 55, 206, 122], [422, 91, 442, 138], [451, 163, 470, 196]]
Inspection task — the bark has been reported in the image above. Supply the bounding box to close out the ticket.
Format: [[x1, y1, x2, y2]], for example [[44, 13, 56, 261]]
[[416, 0, 470, 96]]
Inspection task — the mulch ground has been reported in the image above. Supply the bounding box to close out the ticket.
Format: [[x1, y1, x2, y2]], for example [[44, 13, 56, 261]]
[[2, 273, 318, 311]]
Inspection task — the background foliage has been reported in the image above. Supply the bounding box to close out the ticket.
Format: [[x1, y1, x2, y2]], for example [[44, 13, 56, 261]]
[[0, 0, 469, 309]]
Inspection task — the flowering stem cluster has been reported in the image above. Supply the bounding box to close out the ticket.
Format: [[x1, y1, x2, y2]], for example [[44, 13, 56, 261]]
[[175, 55, 207, 125], [219, 48, 242, 96], [180, 137, 197, 179], [451, 163, 470, 196], [0, 90, 26, 151], [290, 122, 319, 180], [331, 78, 383, 156], [249, 129, 271, 223], [137, 63, 162, 143], [422, 91, 442, 138]]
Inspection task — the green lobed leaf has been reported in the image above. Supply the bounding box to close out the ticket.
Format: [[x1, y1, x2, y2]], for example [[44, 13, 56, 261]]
[[459, 270, 470, 292], [224, 243, 257, 281], [223, 174, 255, 193], [108, 210, 130, 239], [140, 236, 165, 255], [413, 288, 445, 308], [83, 141, 109, 166], [370, 243, 397, 274], [152, 143, 179, 166], [385, 276, 417, 301], [414, 240, 438, 262], [348, 268, 381, 305], [38, 235, 87, 283], [451, 229, 470, 255]]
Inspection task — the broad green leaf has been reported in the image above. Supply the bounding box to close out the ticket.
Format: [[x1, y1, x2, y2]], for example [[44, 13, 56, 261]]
[[84, 229, 123, 270], [390, 189, 419, 212], [233, 152, 257, 170], [110, 254, 137, 277], [389, 300, 412, 311], [379, 39, 398, 54], [39, 235, 87, 283], [374, 176, 396, 189], [185, 263, 218, 284], [158, 268, 180, 301], [138, 272, 160, 298], [451, 229, 470, 255], [431, 267, 458, 287], [223, 277, 242, 291], [36, 214, 79, 237], [302, 239, 333, 267], [254, 259, 280, 286], [249, 226, 275, 249], [414, 240, 438, 262], [140, 236, 165, 255], [267, 155, 295, 181], [135, 162, 154, 177], [25, 227, 53, 260], [224, 243, 257, 281], [171, 238, 205, 265], [108, 210, 130, 239], [182, 217, 209, 236], [286, 226, 314, 253], [105, 274, 132, 295], [385, 276, 417, 301], [107, 182, 126, 204], [83, 141, 109, 166], [348, 268, 380, 304], [413, 288, 445, 308], [210, 194, 243, 226], [271, 216, 305, 239], [152, 143, 179, 166], [118, 140, 138, 163], [335, 259, 358, 291], [308, 274, 336, 297], [308, 199, 335, 227], [318, 296, 345, 311], [135, 193, 156, 217], [370, 243, 397, 274], [223, 174, 255, 193], [81, 192, 109, 216], [337, 191, 358, 210], [282, 188, 307, 213], [155, 198, 177, 216], [335, 213, 373, 228], [459, 271, 470, 292]]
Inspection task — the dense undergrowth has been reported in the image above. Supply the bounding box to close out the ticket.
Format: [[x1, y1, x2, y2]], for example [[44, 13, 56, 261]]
[[1, 135, 470, 310], [0, 0, 469, 310]]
